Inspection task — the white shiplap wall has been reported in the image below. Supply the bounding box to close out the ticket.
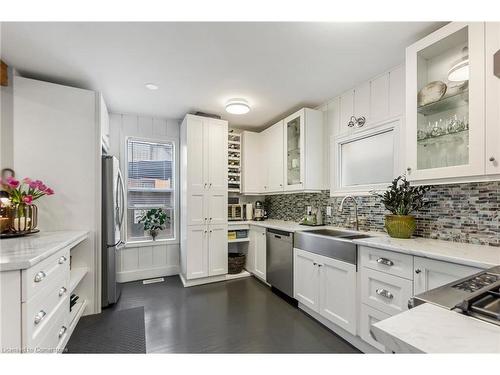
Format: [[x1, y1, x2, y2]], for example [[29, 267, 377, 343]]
[[109, 113, 181, 283]]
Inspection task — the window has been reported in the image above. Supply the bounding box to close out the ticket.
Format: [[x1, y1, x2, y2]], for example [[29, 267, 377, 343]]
[[126, 138, 175, 242], [331, 120, 399, 196]]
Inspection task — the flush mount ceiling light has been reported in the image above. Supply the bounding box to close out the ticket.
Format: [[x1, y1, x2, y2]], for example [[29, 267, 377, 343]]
[[225, 99, 250, 115], [145, 83, 159, 90], [448, 47, 469, 82]]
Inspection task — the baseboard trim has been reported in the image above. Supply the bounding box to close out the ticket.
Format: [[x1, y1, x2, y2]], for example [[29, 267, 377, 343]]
[[117, 265, 179, 283], [298, 303, 382, 354]]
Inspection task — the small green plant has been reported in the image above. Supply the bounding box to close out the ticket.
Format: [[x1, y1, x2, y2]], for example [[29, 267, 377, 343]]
[[139, 208, 169, 240], [373, 176, 431, 216]]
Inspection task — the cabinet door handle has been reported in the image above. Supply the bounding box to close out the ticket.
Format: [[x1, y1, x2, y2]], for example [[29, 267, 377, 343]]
[[58, 255, 67, 264], [376, 257, 394, 267], [34, 310, 47, 325], [415, 268, 422, 274], [34, 271, 46, 283], [59, 286, 67, 297], [313, 262, 317, 266], [489, 156, 496, 162], [376, 288, 394, 300], [204, 183, 207, 188], [317, 264, 323, 267], [58, 325, 67, 338]]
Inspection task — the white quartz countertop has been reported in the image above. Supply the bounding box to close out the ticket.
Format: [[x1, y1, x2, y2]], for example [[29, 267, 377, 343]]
[[228, 219, 321, 232], [0, 231, 89, 271], [353, 236, 500, 269], [371, 303, 500, 353]]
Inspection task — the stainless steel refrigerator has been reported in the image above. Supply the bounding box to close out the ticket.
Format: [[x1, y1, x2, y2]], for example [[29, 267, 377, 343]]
[[102, 155, 125, 307]]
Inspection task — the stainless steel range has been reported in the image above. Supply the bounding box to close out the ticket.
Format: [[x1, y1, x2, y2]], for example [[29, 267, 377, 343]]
[[414, 265, 500, 326]]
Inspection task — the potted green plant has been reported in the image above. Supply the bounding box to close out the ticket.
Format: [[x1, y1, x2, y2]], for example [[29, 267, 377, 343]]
[[372, 176, 430, 239], [139, 208, 169, 241]]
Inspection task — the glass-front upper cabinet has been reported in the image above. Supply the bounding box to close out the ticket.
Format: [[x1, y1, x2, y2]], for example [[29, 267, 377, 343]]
[[405, 22, 485, 181], [283, 109, 305, 191]]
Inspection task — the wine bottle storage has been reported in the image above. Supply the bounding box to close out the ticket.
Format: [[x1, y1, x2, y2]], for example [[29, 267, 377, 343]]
[[228, 130, 241, 193]]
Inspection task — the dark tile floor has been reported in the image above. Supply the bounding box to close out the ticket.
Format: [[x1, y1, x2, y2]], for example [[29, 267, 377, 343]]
[[106, 275, 360, 353]]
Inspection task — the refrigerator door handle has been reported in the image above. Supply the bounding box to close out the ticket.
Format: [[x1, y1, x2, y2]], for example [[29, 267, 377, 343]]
[[117, 169, 126, 228]]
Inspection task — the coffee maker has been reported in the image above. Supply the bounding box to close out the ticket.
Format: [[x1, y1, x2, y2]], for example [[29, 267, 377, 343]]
[[254, 201, 266, 221]]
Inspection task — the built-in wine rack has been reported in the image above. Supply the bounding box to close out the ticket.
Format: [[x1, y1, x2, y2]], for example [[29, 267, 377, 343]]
[[228, 130, 241, 193]]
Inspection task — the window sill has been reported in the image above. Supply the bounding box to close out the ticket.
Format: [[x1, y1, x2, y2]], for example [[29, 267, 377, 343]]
[[124, 238, 178, 248]]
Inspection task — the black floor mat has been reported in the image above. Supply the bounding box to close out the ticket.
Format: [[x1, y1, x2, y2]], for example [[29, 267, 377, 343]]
[[64, 306, 146, 353]]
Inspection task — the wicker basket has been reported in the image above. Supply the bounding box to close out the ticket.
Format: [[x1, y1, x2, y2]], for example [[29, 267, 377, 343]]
[[228, 253, 246, 274]]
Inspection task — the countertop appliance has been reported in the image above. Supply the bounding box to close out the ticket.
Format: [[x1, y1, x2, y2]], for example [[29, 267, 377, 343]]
[[413, 265, 500, 326], [101, 155, 125, 307], [301, 206, 324, 226], [228, 204, 244, 221], [266, 229, 294, 298], [254, 200, 266, 221]]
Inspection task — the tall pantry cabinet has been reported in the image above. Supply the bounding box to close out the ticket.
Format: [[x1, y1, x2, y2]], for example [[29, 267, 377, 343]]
[[180, 114, 229, 283]]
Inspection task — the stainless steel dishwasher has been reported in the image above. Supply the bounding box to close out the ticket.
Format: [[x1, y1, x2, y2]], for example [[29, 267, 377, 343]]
[[266, 228, 294, 298]]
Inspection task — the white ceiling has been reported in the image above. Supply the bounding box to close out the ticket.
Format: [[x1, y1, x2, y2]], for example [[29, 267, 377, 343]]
[[1, 22, 444, 129]]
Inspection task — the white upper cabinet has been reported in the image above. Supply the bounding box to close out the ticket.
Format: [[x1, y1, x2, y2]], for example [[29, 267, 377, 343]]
[[354, 82, 371, 129], [339, 90, 355, 136], [284, 110, 305, 191], [266, 120, 284, 192], [370, 74, 390, 124], [241, 131, 264, 194], [283, 108, 324, 192], [405, 22, 486, 182], [486, 22, 500, 175], [389, 65, 405, 118], [207, 119, 229, 191], [241, 108, 324, 194]]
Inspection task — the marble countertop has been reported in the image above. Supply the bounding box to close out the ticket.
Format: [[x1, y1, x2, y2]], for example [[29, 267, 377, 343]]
[[353, 236, 500, 269], [0, 231, 89, 271], [228, 219, 317, 232], [371, 303, 500, 353]]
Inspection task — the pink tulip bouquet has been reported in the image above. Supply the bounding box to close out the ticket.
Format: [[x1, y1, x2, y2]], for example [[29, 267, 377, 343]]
[[0, 177, 54, 206]]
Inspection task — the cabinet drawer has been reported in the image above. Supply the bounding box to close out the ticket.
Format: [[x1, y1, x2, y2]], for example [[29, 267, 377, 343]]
[[361, 268, 412, 315], [33, 295, 70, 352], [360, 246, 413, 279], [360, 303, 390, 352], [22, 271, 69, 345], [22, 247, 70, 301]]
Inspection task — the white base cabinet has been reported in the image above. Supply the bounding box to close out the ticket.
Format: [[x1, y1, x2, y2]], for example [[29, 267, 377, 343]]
[[294, 249, 357, 335], [251, 226, 267, 281], [413, 256, 480, 295]]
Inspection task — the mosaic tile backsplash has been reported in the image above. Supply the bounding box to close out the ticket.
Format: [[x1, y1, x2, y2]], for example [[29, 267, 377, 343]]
[[264, 181, 500, 246]]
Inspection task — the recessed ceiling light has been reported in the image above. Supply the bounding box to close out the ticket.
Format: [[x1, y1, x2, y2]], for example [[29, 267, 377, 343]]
[[145, 83, 159, 90], [225, 99, 250, 115]]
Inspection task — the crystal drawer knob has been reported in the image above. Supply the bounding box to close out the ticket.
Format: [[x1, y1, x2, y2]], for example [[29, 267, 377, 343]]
[[59, 287, 67, 296], [58, 256, 67, 264], [375, 288, 394, 300]]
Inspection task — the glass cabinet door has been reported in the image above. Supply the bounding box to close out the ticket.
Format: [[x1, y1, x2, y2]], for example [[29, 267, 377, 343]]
[[284, 111, 304, 189], [406, 23, 485, 181]]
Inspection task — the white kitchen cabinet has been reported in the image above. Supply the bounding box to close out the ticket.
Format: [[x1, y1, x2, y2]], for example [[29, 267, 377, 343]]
[[405, 22, 486, 182], [266, 120, 284, 192], [253, 226, 267, 281], [413, 257, 481, 295], [241, 131, 264, 194], [208, 224, 228, 276], [353, 82, 370, 130], [359, 303, 390, 352], [185, 226, 209, 279], [283, 108, 324, 192], [294, 249, 357, 334], [361, 267, 413, 316], [370, 74, 390, 124], [318, 254, 357, 335], [486, 22, 500, 175], [293, 249, 320, 311], [180, 114, 228, 282], [389, 65, 404, 118], [339, 90, 355, 136]]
